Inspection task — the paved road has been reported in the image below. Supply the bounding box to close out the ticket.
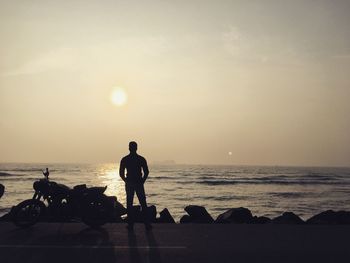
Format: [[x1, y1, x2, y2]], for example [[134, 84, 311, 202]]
[[0, 223, 350, 263]]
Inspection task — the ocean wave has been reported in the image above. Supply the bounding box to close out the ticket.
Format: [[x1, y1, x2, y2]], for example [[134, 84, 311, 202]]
[[147, 193, 159, 197], [201, 195, 247, 201], [0, 176, 41, 181], [269, 192, 304, 198], [311, 174, 350, 180], [0, 172, 15, 176], [196, 174, 340, 182], [0, 172, 42, 178], [149, 176, 182, 180], [0, 168, 48, 172], [173, 196, 193, 201], [196, 180, 237, 185], [0, 168, 81, 173], [197, 179, 347, 186]]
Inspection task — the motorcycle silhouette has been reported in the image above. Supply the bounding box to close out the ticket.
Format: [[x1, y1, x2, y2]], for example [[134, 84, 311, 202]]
[[11, 172, 124, 228]]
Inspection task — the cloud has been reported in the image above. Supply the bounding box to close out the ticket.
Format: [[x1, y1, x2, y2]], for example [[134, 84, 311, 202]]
[[222, 26, 251, 56], [331, 54, 350, 59], [3, 48, 78, 76], [222, 26, 276, 64], [221, 26, 304, 65], [117, 36, 169, 56], [2, 36, 170, 77]]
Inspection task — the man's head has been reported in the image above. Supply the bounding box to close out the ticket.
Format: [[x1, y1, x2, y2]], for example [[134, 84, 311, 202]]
[[129, 141, 138, 153]]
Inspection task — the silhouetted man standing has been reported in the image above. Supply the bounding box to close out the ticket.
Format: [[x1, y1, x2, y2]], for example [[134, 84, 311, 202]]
[[119, 141, 152, 231]]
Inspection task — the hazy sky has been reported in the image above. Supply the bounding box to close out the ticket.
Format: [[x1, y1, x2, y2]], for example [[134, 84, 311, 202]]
[[1, 0, 350, 166]]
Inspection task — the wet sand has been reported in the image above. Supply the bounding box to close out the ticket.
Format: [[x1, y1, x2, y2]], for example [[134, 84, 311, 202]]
[[0, 222, 349, 263]]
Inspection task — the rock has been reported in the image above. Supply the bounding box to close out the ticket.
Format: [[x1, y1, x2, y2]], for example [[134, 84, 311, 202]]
[[133, 205, 142, 212], [0, 184, 4, 199], [109, 200, 126, 222], [306, 210, 350, 225], [184, 205, 214, 223], [272, 212, 304, 224], [147, 205, 157, 222], [125, 205, 141, 222], [114, 200, 127, 216], [127, 205, 157, 223], [180, 215, 192, 224], [251, 216, 271, 224], [215, 207, 253, 224], [158, 208, 175, 223]]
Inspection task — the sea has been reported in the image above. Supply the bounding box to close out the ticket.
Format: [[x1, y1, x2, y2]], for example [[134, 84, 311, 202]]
[[1, 163, 350, 222]]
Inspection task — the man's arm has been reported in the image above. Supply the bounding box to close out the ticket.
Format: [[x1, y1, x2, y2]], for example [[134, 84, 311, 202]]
[[142, 158, 149, 183], [119, 159, 126, 182]]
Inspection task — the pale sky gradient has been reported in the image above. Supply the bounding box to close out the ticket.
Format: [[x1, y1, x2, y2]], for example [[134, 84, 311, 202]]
[[1, 0, 350, 166]]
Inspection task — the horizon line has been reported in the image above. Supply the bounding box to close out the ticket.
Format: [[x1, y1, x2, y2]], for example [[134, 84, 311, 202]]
[[0, 161, 349, 169]]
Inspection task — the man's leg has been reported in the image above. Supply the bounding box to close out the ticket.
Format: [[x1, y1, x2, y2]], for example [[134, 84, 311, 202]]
[[125, 183, 135, 229], [135, 184, 152, 229]]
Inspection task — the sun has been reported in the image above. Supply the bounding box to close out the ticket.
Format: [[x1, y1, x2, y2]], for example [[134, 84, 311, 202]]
[[111, 87, 128, 106]]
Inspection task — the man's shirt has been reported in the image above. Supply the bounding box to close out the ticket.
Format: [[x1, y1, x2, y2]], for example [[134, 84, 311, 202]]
[[120, 154, 149, 184]]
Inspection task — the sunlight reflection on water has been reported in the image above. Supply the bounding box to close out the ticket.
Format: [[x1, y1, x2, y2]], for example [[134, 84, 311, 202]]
[[96, 163, 126, 205]]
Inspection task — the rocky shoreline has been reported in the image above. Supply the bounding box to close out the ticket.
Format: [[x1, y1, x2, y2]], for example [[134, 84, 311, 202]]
[[2, 202, 350, 225], [178, 205, 350, 225]]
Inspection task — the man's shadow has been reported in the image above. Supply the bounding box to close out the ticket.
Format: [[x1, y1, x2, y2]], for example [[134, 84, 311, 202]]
[[146, 230, 162, 263], [127, 230, 142, 263], [127, 229, 161, 263]]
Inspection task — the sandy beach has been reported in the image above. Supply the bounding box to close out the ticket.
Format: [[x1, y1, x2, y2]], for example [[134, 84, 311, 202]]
[[0, 222, 349, 263]]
